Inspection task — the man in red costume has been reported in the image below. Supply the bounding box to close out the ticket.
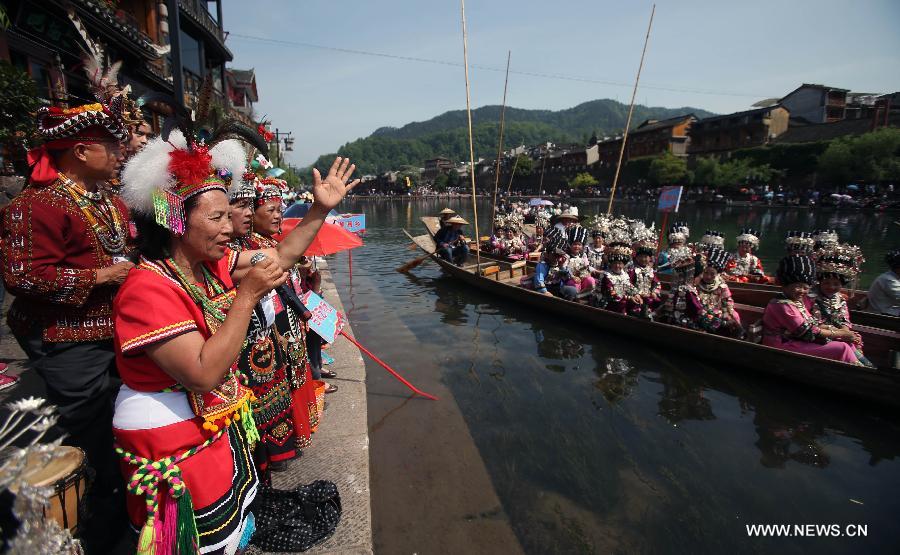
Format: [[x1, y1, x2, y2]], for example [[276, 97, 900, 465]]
[[0, 101, 133, 550]]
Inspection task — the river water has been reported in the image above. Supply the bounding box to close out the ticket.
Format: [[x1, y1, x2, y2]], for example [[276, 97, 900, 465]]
[[328, 198, 899, 554]]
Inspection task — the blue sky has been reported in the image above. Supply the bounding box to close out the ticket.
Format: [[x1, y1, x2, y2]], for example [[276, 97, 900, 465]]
[[222, 0, 900, 167]]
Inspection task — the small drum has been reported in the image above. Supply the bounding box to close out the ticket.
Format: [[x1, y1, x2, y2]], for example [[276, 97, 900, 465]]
[[16, 446, 88, 533]]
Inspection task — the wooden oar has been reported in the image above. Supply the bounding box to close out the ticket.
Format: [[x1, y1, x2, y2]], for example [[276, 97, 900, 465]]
[[397, 252, 432, 273], [397, 229, 436, 272]]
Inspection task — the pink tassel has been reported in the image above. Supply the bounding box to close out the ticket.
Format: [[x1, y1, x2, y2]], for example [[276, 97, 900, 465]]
[[159, 492, 178, 555]]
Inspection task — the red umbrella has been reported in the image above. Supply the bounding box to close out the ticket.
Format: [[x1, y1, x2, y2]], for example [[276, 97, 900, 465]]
[[276, 217, 363, 256]]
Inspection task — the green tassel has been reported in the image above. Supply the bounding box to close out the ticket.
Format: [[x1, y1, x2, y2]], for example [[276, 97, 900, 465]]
[[241, 403, 260, 446], [137, 520, 156, 555], [175, 489, 200, 555]]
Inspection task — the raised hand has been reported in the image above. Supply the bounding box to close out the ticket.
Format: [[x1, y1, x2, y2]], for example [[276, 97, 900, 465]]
[[312, 157, 361, 211]]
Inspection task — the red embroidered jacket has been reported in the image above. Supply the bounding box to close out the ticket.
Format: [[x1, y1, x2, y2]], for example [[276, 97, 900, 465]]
[[0, 181, 130, 342]]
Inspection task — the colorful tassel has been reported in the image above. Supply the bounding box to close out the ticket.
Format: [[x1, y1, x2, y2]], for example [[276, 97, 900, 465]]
[[175, 488, 200, 555], [137, 520, 156, 555], [238, 512, 255, 550], [161, 491, 178, 555], [240, 401, 260, 446]]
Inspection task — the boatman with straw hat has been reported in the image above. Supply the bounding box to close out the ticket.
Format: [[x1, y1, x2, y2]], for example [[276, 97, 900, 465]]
[[435, 215, 470, 265], [438, 207, 457, 228]]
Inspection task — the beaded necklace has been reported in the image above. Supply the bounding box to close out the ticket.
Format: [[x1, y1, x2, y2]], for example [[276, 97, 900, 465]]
[[163, 258, 234, 333], [58, 173, 127, 255]]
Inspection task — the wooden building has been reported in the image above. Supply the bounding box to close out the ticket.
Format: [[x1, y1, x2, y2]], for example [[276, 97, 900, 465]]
[[595, 113, 696, 167], [688, 106, 790, 157], [1, 0, 233, 114], [779, 84, 848, 124], [423, 157, 454, 180]]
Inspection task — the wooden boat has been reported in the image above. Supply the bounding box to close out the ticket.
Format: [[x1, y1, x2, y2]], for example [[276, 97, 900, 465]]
[[407, 228, 900, 409], [424, 216, 897, 332], [659, 273, 898, 332]]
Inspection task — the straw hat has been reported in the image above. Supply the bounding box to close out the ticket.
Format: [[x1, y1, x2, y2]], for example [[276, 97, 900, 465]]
[[439, 208, 456, 215], [558, 207, 579, 221], [446, 216, 469, 225]]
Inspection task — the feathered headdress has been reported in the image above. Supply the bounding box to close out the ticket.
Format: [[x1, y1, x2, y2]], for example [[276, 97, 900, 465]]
[[120, 94, 269, 234], [69, 8, 143, 127]]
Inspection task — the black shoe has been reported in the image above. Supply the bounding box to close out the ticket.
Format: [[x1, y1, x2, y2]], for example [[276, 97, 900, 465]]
[[268, 459, 290, 472], [320, 369, 337, 379]]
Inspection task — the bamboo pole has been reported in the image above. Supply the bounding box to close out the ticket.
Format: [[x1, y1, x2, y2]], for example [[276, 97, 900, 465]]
[[490, 50, 512, 228], [606, 3, 656, 215], [505, 153, 520, 195], [460, 0, 480, 269]]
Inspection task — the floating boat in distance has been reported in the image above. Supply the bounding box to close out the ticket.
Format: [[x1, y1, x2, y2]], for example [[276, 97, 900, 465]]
[[406, 226, 900, 409]]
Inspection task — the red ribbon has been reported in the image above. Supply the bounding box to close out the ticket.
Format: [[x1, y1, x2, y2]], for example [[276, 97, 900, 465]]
[[26, 137, 109, 187], [26, 145, 60, 187]]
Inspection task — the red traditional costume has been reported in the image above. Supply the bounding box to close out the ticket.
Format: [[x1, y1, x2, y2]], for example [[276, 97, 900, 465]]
[[113, 253, 260, 553], [725, 228, 771, 284], [114, 124, 263, 553], [0, 99, 132, 527]]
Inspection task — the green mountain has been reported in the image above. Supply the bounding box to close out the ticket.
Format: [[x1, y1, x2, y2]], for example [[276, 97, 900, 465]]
[[308, 99, 716, 176]]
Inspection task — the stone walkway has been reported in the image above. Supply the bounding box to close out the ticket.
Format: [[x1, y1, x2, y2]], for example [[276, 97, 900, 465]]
[[254, 261, 373, 554], [0, 260, 373, 554]]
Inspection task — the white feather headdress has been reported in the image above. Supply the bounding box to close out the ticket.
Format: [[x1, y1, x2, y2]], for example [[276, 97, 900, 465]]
[[120, 130, 249, 233]]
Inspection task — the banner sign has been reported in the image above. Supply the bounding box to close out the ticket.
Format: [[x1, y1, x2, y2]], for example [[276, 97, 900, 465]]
[[657, 186, 683, 213], [301, 291, 346, 344], [332, 214, 366, 233]]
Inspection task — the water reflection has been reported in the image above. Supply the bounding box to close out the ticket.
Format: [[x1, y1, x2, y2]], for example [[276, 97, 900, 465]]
[[750, 404, 830, 469], [593, 358, 640, 404], [340, 198, 900, 554], [654, 370, 716, 424]]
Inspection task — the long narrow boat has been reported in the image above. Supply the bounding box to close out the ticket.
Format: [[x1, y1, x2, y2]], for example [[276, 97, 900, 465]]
[[407, 228, 900, 408], [423, 216, 898, 332]]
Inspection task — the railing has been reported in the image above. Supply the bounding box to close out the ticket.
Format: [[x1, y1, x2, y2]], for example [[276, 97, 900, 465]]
[[179, 0, 226, 45], [73, 0, 158, 55]]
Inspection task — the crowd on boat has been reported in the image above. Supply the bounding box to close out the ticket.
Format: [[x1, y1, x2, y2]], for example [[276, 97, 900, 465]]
[[0, 54, 353, 554], [433, 202, 900, 369]]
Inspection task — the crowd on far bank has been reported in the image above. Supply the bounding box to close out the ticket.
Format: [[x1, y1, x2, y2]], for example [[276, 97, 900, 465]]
[[434, 201, 900, 368]]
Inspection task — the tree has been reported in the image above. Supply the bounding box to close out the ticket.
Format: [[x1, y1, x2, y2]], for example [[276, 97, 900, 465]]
[[818, 127, 900, 185], [433, 173, 449, 192], [648, 152, 688, 186], [692, 157, 720, 187], [0, 62, 39, 146], [513, 154, 534, 176], [396, 165, 421, 189], [446, 168, 460, 187], [568, 172, 598, 190]]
